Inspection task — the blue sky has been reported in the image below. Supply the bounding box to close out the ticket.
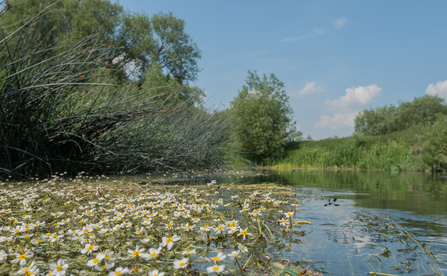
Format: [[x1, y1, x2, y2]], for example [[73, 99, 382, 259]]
[[119, 0, 447, 140]]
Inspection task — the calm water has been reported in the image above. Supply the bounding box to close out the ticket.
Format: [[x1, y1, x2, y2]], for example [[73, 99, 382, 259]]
[[257, 169, 447, 275], [130, 169, 447, 275]]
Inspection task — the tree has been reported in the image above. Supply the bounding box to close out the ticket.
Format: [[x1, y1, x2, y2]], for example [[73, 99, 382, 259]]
[[422, 114, 447, 171], [230, 70, 298, 162], [1, 0, 201, 84], [140, 63, 205, 106], [354, 95, 447, 136]]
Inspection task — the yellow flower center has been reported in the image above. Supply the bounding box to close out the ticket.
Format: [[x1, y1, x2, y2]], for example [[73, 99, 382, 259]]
[[115, 271, 121, 275], [179, 262, 185, 267], [88, 246, 94, 251], [166, 237, 173, 243], [133, 251, 140, 256], [151, 253, 157, 257], [213, 266, 219, 271], [19, 254, 27, 260], [56, 265, 63, 271], [241, 230, 247, 235], [93, 258, 100, 264]]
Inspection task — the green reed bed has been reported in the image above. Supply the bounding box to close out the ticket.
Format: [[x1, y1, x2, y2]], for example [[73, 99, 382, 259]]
[[0, 175, 322, 275]]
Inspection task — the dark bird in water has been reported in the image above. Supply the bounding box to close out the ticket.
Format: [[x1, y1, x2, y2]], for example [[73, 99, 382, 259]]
[[328, 202, 332, 205], [333, 198, 337, 202], [328, 199, 331, 202], [292, 170, 296, 172], [324, 204, 328, 207], [334, 204, 339, 206], [216, 186, 220, 191]]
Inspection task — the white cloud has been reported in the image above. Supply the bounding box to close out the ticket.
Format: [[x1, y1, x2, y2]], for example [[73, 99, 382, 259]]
[[325, 84, 381, 110], [334, 17, 347, 29], [297, 82, 326, 97], [425, 79, 447, 99], [315, 112, 358, 130]]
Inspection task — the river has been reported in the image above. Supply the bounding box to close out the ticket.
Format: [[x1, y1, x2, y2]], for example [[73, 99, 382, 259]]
[[181, 169, 446, 275]]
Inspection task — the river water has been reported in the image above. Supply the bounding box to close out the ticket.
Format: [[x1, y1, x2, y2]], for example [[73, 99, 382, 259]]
[[248, 169, 447, 275]]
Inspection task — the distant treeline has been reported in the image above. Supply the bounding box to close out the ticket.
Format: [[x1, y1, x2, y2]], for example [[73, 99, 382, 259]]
[[275, 95, 447, 172], [354, 95, 447, 136]]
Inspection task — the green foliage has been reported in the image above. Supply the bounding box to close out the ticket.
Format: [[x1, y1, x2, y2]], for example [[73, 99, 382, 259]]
[[274, 131, 427, 171], [140, 64, 205, 107], [0, 3, 228, 178], [422, 114, 447, 171], [355, 95, 447, 135], [1, 0, 201, 84], [230, 71, 299, 163]]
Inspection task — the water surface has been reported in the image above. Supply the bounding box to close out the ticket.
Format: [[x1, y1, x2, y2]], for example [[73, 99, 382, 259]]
[[260, 169, 447, 275]]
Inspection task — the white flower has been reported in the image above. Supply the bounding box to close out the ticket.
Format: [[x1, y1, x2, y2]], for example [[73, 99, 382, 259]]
[[211, 252, 226, 263], [214, 225, 226, 235], [108, 267, 129, 276], [49, 259, 68, 276], [161, 235, 180, 250], [97, 249, 116, 261], [13, 262, 39, 275], [238, 243, 248, 253], [0, 249, 7, 261], [181, 249, 196, 255], [206, 265, 225, 273], [173, 258, 189, 269], [93, 262, 114, 272], [11, 250, 34, 265], [86, 253, 105, 267], [81, 243, 98, 254], [148, 270, 165, 276], [285, 211, 294, 218], [229, 250, 240, 259], [148, 247, 162, 259], [237, 228, 252, 240], [128, 245, 149, 259]]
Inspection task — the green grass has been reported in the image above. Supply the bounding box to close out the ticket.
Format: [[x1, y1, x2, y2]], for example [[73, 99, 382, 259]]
[[272, 128, 428, 171]]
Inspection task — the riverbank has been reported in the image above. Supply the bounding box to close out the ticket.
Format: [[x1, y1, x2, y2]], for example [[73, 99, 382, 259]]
[[270, 130, 432, 171]]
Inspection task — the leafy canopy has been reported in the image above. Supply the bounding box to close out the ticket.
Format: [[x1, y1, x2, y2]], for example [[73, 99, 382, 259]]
[[230, 70, 299, 162], [355, 95, 447, 136], [1, 0, 201, 84]]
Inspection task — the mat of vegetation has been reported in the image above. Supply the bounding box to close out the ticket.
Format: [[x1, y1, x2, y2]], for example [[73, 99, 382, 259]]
[[0, 175, 325, 275]]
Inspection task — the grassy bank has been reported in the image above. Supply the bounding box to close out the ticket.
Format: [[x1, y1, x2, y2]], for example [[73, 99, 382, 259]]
[[272, 128, 429, 171]]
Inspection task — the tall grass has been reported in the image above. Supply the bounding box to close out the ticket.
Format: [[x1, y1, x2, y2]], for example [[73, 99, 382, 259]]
[[274, 128, 427, 171], [0, 3, 231, 178]]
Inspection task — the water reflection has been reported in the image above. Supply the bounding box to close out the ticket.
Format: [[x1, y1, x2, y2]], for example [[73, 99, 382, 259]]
[[260, 169, 447, 275]]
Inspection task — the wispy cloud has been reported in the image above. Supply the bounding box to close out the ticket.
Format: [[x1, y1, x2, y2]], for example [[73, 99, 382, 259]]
[[296, 82, 326, 97], [334, 17, 347, 29], [425, 79, 447, 100], [281, 26, 325, 42], [280, 34, 319, 42]]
